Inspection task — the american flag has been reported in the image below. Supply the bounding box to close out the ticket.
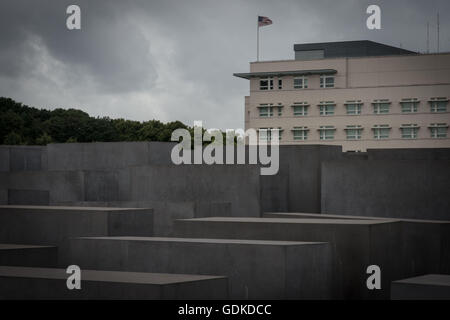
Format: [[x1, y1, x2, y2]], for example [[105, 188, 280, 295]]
[[258, 16, 272, 27]]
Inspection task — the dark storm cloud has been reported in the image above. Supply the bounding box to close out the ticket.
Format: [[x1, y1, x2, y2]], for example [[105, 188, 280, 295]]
[[0, 0, 449, 128]]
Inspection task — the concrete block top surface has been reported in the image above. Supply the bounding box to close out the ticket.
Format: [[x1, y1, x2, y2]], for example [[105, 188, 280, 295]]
[[0, 244, 56, 250], [0, 266, 226, 285], [76, 236, 325, 246], [393, 274, 450, 287], [264, 212, 450, 224], [264, 212, 386, 220], [0, 205, 152, 212], [177, 217, 395, 225]]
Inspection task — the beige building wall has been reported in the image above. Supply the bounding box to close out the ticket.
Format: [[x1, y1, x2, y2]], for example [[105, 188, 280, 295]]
[[243, 53, 450, 151]]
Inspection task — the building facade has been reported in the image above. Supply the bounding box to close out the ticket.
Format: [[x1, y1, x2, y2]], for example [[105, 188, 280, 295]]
[[234, 41, 450, 151]]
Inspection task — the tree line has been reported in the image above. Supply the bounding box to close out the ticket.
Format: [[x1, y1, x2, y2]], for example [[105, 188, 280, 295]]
[[0, 97, 192, 145]]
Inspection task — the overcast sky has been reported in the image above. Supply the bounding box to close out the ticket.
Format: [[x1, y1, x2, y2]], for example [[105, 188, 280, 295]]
[[0, 0, 449, 129]]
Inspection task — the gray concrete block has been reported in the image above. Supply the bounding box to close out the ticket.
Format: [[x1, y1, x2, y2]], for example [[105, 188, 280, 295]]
[[391, 274, 450, 300], [0, 244, 57, 267], [67, 236, 332, 299], [174, 217, 402, 299], [50, 200, 231, 236], [48, 171, 84, 203], [263, 212, 381, 220], [147, 142, 177, 165], [47, 142, 174, 171], [8, 189, 50, 205], [0, 266, 228, 299], [0, 147, 10, 172], [368, 148, 450, 160], [0, 206, 154, 248], [321, 160, 450, 220], [9, 146, 45, 171], [84, 171, 119, 202], [264, 213, 450, 279], [262, 145, 343, 213], [0, 189, 7, 205], [126, 165, 261, 218]]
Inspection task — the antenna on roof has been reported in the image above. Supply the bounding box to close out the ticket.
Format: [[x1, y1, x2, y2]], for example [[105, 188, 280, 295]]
[[426, 21, 429, 53], [437, 12, 440, 53]]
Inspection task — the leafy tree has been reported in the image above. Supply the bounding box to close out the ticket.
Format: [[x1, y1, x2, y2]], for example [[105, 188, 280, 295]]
[[36, 132, 53, 145], [0, 97, 225, 146], [4, 131, 22, 145]]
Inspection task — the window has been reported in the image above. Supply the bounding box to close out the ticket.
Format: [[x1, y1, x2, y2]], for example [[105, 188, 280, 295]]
[[292, 127, 309, 140], [320, 75, 334, 88], [429, 123, 448, 138], [294, 76, 308, 89], [400, 98, 419, 113], [318, 101, 335, 116], [259, 128, 270, 141], [429, 97, 448, 112], [292, 102, 309, 116], [277, 105, 283, 116], [259, 128, 282, 141], [345, 101, 362, 115], [373, 100, 390, 114], [259, 77, 274, 90], [278, 79, 283, 90], [400, 124, 419, 139], [318, 126, 335, 140], [345, 125, 363, 140], [258, 104, 273, 117], [373, 125, 390, 139]]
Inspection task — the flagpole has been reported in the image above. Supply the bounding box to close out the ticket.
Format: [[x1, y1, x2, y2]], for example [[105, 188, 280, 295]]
[[257, 16, 259, 61]]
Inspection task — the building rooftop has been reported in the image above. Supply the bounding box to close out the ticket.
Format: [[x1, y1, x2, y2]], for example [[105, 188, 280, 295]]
[[294, 40, 416, 60]]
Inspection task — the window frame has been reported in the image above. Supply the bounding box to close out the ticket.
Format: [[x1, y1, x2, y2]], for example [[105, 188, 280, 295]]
[[372, 124, 391, 140], [429, 98, 448, 113], [318, 101, 335, 116], [400, 124, 419, 139], [259, 77, 274, 91], [400, 98, 419, 113], [258, 104, 274, 118], [345, 125, 363, 140], [292, 127, 309, 141], [320, 75, 335, 88], [345, 101, 362, 115], [372, 100, 391, 114], [318, 126, 336, 140], [292, 102, 309, 116], [293, 76, 308, 89], [429, 123, 448, 138]]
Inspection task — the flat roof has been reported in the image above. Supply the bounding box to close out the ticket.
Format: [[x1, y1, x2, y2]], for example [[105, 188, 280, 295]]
[[233, 68, 337, 79], [293, 40, 416, 59]]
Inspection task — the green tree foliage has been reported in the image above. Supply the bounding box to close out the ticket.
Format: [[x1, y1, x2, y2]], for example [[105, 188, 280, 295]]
[[0, 97, 197, 145]]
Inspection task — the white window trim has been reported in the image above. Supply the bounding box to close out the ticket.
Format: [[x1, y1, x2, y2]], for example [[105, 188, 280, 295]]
[[259, 77, 274, 91], [400, 124, 419, 139], [319, 75, 335, 88], [428, 123, 448, 138], [372, 100, 391, 114], [345, 125, 363, 140], [344, 101, 363, 115], [318, 101, 336, 116], [292, 126, 309, 140], [318, 126, 336, 140], [372, 125, 391, 139], [293, 76, 308, 89]]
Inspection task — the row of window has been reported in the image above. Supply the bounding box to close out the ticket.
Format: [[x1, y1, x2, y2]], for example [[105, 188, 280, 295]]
[[257, 98, 449, 118], [259, 75, 335, 90], [258, 123, 449, 141]]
